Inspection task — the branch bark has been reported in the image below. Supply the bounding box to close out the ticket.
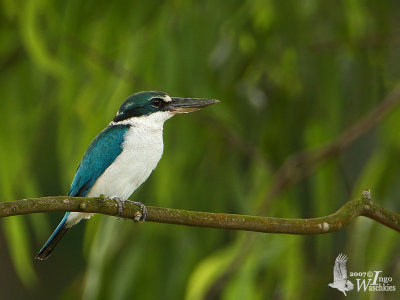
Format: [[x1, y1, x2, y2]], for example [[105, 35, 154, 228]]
[[1, 191, 399, 234]]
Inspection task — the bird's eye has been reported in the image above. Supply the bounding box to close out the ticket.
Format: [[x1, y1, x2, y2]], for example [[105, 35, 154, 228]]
[[151, 98, 164, 108]]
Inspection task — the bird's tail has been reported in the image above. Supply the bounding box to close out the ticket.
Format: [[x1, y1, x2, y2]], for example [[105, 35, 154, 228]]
[[36, 212, 70, 260]]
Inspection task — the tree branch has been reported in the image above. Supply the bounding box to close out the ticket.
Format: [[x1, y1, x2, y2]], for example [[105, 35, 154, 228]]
[[1, 191, 399, 234], [264, 84, 400, 204]]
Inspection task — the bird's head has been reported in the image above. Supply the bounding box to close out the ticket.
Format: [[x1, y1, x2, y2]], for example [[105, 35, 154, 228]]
[[112, 91, 219, 124]]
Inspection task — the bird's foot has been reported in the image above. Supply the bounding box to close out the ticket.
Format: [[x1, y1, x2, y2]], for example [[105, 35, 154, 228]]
[[110, 197, 147, 222], [111, 196, 124, 218], [125, 200, 147, 222]]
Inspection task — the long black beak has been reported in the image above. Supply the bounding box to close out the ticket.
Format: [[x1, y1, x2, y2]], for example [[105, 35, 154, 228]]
[[167, 97, 220, 113]]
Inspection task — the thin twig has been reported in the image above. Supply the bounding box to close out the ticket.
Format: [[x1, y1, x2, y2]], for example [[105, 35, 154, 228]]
[[265, 84, 400, 202], [0, 192, 399, 234]]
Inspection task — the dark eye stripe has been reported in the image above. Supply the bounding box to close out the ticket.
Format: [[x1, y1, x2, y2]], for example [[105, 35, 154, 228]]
[[112, 108, 144, 122], [150, 98, 165, 108]]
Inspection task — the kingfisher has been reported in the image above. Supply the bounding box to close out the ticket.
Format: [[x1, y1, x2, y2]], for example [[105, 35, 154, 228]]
[[36, 91, 219, 260]]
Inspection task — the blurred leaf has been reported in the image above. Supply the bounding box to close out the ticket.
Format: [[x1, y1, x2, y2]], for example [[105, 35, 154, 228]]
[[185, 243, 239, 300], [2, 218, 37, 286]]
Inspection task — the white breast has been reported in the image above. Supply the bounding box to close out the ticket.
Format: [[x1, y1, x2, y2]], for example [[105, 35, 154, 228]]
[[66, 111, 172, 226], [87, 124, 164, 200]]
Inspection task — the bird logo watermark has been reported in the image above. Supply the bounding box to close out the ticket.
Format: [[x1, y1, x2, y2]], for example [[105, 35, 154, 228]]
[[328, 254, 354, 296], [328, 253, 396, 295]]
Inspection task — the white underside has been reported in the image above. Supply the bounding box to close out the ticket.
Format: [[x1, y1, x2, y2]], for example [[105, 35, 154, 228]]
[[66, 111, 172, 227]]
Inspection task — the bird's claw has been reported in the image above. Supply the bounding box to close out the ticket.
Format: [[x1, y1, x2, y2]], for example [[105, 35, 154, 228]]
[[125, 200, 147, 222], [110, 197, 147, 222], [111, 196, 124, 218]]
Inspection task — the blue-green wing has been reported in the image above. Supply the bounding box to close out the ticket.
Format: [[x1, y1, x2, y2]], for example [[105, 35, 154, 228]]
[[68, 125, 130, 197]]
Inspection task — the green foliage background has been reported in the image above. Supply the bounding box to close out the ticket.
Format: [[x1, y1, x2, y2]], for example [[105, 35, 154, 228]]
[[1, 0, 400, 299]]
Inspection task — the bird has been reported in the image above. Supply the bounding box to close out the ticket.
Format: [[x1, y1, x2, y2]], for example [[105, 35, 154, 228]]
[[328, 253, 354, 296], [36, 91, 219, 260]]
